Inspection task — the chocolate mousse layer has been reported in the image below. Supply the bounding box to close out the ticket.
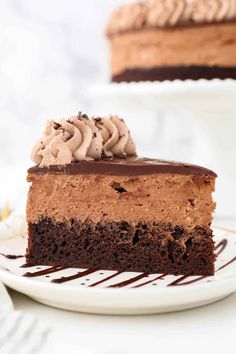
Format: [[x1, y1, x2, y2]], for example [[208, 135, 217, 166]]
[[109, 23, 236, 81], [27, 160, 216, 227]]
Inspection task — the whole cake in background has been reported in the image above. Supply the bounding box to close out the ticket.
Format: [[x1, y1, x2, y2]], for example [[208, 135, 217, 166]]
[[26, 113, 216, 275], [106, 0, 236, 82]]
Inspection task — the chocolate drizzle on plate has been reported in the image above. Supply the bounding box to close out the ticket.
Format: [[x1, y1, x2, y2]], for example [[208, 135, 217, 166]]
[[133, 274, 166, 288], [108, 272, 149, 288], [0, 254, 24, 260], [217, 256, 236, 271], [215, 238, 227, 256], [23, 266, 67, 277], [168, 275, 208, 287], [51, 268, 97, 284], [89, 270, 123, 287]]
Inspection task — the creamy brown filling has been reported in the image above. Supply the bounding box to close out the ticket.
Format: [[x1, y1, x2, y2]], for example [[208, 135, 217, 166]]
[[109, 23, 236, 76], [27, 172, 215, 229]]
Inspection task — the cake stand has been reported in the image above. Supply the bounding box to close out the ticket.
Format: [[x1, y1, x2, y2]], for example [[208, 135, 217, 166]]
[[87, 79, 236, 217]]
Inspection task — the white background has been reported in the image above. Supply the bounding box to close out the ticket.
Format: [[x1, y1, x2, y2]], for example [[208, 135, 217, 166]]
[[0, 0, 128, 167]]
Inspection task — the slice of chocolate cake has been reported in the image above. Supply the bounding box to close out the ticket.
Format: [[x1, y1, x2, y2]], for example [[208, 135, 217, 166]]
[[26, 113, 217, 275], [106, 0, 236, 82]]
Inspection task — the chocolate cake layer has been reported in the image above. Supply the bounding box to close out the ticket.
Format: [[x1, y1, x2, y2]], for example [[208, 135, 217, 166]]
[[112, 66, 236, 82], [28, 158, 216, 177], [26, 218, 215, 275]]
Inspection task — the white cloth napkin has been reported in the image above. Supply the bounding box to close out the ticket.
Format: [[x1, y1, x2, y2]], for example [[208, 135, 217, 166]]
[[0, 282, 13, 312], [0, 310, 51, 354], [0, 210, 26, 243], [0, 283, 51, 354]]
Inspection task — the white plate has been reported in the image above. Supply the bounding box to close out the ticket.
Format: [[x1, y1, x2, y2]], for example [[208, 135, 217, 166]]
[[0, 227, 235, 315]]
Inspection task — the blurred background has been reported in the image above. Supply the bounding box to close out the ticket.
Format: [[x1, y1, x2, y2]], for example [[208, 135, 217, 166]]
[[0, 0, 125, 207], [0, 0, 235, 220], [0, 0, 124, 165]]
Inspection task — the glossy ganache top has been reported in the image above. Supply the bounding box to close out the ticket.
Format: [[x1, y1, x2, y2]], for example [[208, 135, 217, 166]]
[[28, 157, 217, 177]]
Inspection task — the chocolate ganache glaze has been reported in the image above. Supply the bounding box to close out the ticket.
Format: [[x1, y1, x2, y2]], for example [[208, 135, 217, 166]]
[[28, 157, 217, 177]]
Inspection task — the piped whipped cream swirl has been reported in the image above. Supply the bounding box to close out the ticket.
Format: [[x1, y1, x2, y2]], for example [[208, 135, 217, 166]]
[[31, 113, 137, 166], [94, 116, 136, 158], [190, 0, 236, 23], [106, 0, 236, 36]]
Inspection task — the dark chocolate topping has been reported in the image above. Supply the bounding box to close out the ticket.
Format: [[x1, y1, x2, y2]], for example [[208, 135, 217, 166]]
[[28, 157, 216, 177]]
